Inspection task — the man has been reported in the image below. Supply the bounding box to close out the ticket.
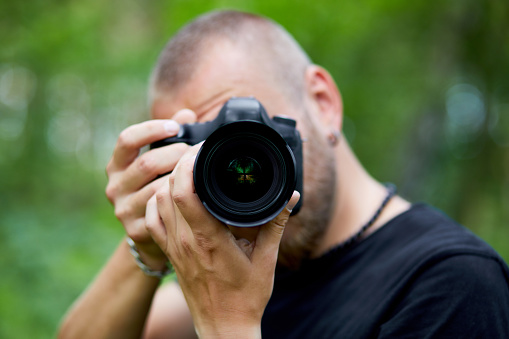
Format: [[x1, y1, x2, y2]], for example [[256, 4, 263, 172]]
[[59, 10, 509, 338]]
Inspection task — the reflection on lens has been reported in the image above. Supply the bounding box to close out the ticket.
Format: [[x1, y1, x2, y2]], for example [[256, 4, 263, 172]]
[[223, 156, 264, 203], [227, 157, 260, 185], [219, 152, 271, 203]]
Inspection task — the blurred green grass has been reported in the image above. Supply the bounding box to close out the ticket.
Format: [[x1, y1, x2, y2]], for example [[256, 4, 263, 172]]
[[1, 0, 508, 337]]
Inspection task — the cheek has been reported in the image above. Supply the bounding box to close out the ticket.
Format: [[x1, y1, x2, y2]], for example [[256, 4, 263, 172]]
[[281, 217, 299, 243], [300, 130, 336, 209]]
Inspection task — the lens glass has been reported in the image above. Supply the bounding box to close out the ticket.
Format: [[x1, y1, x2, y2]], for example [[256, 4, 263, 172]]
[[224, 156, 263, 202], [214, 142, 275, 204]]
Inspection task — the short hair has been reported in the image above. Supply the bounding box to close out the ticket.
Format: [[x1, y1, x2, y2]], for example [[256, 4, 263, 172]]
[[149, 10, 311, 105]]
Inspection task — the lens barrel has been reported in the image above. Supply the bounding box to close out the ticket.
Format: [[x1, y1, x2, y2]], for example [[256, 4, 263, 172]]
[[194, 121, 297, 227]]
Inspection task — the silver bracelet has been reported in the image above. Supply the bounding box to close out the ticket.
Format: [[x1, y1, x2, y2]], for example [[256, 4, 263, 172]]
[[126, 237, 173, 279]]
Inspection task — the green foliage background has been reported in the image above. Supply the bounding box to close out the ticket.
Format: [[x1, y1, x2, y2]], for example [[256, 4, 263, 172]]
[[1, 0, 508, 337]]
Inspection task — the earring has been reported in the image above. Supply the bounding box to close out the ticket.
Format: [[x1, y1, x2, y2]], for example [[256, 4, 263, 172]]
[[328, 130, 341, 146]]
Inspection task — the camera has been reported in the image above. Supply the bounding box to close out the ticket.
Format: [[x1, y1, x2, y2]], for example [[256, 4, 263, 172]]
[[151, 97, 303, 227]]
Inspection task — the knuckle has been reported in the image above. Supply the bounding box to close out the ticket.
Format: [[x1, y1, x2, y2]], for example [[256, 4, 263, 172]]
[[145, 219, 156, 233], [117, 128, 135, 149], [105, 184, 117, 202], [114, 204, 132, 222], [174, 142, 189, 155], [276, 210, 291, 226], [137, 154, 156, 175], [274, 215, 289, 229], [268, 216, 288, 236], [194, 232, 215, 252], [128, 228, 145, 243], [146, 182, 159, 198], [168, 171, 176, 181], [184, 154, 196, 167], [179, 234, 193, 254], [105, 160, 114, 175], [168, 172, 176, 186], [270, 224, 285, 237], [155, 189, 166, 203], [171, 191, 187, 208], [174, 145, 191, 161]]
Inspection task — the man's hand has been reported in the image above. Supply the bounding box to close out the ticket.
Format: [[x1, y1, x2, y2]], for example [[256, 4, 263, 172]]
[[145, 145, 300, 338], [105, 110, 196, 269]]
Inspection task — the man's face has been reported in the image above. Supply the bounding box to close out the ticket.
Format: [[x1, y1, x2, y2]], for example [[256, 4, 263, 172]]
[[150, 40, 336, 268]]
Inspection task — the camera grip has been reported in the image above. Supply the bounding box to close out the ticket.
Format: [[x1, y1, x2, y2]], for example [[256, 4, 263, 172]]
[[150, 120, 215, 149]]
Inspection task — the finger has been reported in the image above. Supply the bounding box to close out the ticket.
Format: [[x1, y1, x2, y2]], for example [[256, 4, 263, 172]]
[[172, 108, 197, 125], [124, 217, 153, 243], [168, 144, 201, 205], [111, 119, 181, 169], [170, 145, 228, 239], [124, 174, 170, 218], [113, 174, 169, 225], [154, 180, 178, 238], [118, 142, 189, 194], [145, 194, 167, 250], [252, 191, 300, 265]]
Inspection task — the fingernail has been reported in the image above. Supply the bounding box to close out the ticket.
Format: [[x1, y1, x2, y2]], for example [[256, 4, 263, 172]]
[[164, 120, 180, 134], [286, 192, 300, 213]]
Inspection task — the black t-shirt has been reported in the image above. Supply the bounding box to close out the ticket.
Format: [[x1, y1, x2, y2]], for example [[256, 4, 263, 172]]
[[261, 204, 509, 338]]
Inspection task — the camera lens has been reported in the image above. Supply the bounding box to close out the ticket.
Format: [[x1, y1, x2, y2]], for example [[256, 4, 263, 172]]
[[194, 121, 296, 227]]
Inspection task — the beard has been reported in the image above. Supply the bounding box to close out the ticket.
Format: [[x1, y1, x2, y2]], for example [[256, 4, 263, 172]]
[[277, 114, 337, 270]]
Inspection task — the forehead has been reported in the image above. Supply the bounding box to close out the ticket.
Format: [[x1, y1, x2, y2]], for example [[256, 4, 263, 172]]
[[151, 40, 294, 122]]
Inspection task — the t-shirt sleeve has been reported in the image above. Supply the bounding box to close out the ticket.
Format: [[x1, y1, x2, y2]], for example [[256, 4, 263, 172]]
[[377, 254, 509, 338]]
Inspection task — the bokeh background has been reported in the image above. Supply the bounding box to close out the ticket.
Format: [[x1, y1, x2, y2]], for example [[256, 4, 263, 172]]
[[1, 0, 508, 337]]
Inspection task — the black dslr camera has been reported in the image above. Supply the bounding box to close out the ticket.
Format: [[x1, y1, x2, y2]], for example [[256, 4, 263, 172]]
[[151, 97, 303, 227]]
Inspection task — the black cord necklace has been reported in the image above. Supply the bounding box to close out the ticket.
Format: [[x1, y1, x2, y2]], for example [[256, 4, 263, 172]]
[[330, 183, 397, 253]]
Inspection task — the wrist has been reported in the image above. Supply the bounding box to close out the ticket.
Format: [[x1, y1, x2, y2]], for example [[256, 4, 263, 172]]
[[135, 245, 168, 271], [194, 315, 262, 339], [196, 324, 261, 339], [128, 236, 168, 268], [125, 237, 173, 278]]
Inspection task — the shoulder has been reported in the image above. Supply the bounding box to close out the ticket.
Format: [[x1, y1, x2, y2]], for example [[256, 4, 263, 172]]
[[409, 252, 509, 300], [378, 253, 509, 337], [376, 205, 509, 337], [376, 203, 503, 263], [375, 203, 509, 288]]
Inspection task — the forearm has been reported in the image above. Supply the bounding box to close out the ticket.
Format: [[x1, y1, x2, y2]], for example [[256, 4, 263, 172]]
[[58, 239, 161, 339]]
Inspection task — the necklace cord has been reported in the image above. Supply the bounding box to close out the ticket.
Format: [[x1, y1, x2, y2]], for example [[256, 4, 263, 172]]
[[332, 183, 397, 252]]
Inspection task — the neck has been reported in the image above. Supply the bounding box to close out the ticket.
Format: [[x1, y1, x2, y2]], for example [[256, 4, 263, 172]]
[[312, 137, 411, 258]]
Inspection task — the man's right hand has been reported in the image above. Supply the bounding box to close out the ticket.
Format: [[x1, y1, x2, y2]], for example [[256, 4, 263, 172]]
[[105, 110, 196, 269]]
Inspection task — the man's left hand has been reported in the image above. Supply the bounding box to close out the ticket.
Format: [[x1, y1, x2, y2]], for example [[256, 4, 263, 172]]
[[145, 145, 299, 338]]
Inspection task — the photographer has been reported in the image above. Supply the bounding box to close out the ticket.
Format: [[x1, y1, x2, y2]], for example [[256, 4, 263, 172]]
[[59, 10, 509, 338]]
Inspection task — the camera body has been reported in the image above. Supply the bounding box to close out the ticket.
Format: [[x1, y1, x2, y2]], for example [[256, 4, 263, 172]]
[[151, 97, 303, 227]]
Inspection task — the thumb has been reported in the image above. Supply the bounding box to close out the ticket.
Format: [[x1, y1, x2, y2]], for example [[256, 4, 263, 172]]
[[252, 191, 300, 265]]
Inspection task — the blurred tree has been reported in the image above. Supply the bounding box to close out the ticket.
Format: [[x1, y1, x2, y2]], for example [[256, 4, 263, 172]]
[[0, 0, 507, 337]]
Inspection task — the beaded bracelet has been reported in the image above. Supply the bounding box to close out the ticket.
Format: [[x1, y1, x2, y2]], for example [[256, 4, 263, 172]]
[[126, 237, 173, 279]]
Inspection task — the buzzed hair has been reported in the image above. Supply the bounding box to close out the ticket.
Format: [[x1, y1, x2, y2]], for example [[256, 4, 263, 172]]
[[149, 10, 311, 105]]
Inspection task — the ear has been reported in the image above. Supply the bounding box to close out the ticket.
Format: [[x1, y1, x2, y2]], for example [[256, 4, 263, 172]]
[[304, 65, 343, 132]]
